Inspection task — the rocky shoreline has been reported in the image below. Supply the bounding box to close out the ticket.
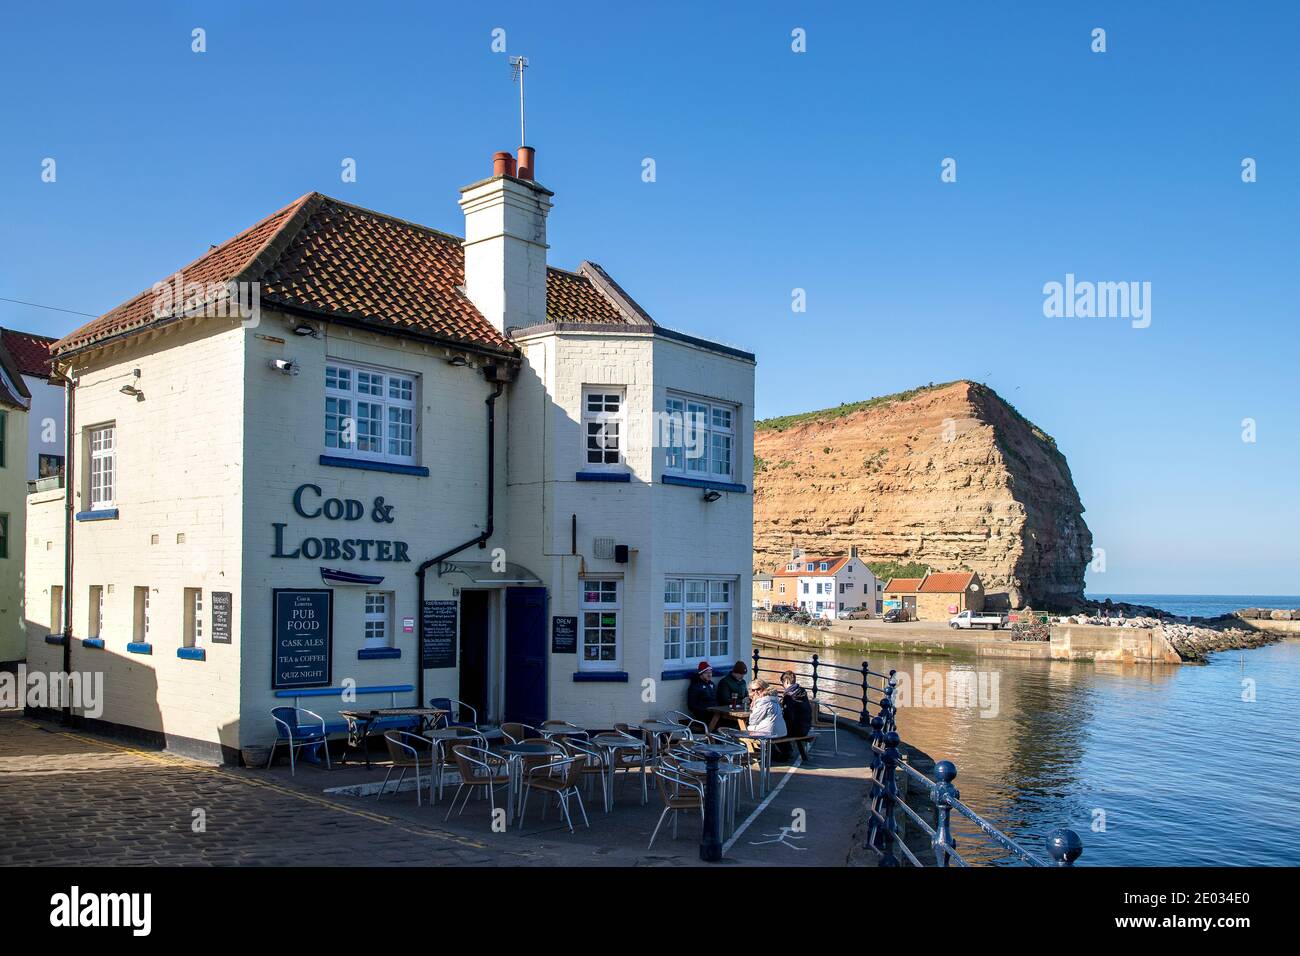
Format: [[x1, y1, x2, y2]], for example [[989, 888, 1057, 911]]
[[1055, 600, 1296, 663]]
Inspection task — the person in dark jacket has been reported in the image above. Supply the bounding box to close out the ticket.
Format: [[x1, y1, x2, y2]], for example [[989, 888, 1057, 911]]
[[686, 662, 717, 723], [715, 661, 749, 707], [776, 670, 813, 761]]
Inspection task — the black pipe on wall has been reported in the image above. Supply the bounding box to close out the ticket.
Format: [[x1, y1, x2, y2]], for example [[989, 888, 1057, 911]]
[[415, 375, 506, 706]]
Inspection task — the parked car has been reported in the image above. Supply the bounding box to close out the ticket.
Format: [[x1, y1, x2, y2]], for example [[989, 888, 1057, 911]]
[[883, 608, 908, 623], [949, 609, 1009, 630], [842, 606, 875, 620]]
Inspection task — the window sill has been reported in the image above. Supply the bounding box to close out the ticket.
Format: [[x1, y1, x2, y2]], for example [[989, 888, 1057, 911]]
[[319, 455, 429, 477], [572, 671, 629, 683], [127, 642, 153, 655], [358, 647, 401, 660], [575, 471, 631, 482], [177, 647, 206, 661], [44, 634, 65, 645], [81, 638, 105, 649], [75, 508, 119, 522], [661, 475, 747, 494]]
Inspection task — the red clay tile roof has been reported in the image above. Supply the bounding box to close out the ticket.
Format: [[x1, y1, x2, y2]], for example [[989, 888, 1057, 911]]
[[0, 329, 56, 379], [53, 192, 641, 357], [0, 335, 33, 409], [918, 572, 980, 593], [54, 194, 314, 355], [884, 577, 924, 593], [546, 268, 624, 325]]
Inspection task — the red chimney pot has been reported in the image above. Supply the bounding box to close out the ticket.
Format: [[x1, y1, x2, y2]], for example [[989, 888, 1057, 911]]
[[493, 151, 516, 177], [516, 146, 535, 181]]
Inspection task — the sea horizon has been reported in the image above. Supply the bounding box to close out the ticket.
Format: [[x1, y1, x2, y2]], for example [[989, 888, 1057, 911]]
[[1086, 593, 1300, 618]]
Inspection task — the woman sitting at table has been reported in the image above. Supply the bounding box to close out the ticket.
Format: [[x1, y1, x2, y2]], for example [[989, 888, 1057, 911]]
[[686, 662, 717, 723], [745, 680, 787, 740]]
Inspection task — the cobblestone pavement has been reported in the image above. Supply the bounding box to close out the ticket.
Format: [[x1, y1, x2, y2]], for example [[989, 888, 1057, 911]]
[[0, 712, 540, 866]]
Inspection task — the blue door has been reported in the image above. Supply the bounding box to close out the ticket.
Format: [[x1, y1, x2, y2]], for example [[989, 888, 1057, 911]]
[[504, 587, 548, 725]]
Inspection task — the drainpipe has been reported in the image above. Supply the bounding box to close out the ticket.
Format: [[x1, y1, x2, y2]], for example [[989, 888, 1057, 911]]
[[60, 370, 76, 725], [415, 374, 506, 706]]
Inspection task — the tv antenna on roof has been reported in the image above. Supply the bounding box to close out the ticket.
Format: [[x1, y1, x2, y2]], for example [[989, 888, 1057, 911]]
[[509, 55, 529, 147]]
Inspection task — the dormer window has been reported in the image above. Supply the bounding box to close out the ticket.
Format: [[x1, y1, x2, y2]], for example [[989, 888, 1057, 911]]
[[805, 563, 814, 572], [819, 562, 829, 571]]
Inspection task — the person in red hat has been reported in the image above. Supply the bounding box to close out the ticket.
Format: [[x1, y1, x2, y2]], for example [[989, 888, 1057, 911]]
[[686, 661, 717, 723]]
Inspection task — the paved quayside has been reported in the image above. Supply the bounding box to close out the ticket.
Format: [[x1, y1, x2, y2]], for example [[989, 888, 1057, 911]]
[[0, 710, 873, 867]]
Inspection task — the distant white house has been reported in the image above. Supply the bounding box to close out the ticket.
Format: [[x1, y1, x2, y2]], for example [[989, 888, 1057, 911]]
[[769, 546, 879, 619]]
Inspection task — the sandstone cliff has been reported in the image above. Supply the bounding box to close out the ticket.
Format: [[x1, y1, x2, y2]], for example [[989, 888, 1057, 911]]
[[753, 381, 1092, 609]]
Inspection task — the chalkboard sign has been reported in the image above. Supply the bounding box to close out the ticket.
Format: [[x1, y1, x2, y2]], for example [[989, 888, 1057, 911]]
[[421, 600, 457, 669], [211, 591, 233, 644], [272, 589, 332, 689], [552, 615, 578, 654]]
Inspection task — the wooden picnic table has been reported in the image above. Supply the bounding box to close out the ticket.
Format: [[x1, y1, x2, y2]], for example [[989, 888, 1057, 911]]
[[707, 705, 749, 732]]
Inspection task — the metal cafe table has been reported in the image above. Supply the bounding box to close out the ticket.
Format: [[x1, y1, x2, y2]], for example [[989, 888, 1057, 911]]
[[590, 733, 649, 811], [337, 707, 448, 768], [499, 741, 560, 821], [630, 720, 691, 761]]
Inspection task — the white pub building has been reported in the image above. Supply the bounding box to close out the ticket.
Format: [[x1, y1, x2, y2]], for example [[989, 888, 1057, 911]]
[[25, 147, 755, 762]]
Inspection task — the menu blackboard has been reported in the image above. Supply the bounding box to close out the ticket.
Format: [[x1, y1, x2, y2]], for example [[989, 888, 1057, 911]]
[[552, 615, 578, 654], [272, 589, 332, 689], [211, 591, 233, 644], [421, 600, 457, 669]]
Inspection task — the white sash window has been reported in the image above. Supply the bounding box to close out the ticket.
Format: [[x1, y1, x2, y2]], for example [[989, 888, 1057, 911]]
[[325, 360, 418, 465]]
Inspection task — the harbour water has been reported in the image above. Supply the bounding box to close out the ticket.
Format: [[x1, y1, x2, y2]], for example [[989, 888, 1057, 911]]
[[763, 634, 1300, 865]]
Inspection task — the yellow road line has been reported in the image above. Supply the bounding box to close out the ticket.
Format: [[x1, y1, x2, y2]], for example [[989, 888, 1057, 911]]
[[18, 719, 490, 851]]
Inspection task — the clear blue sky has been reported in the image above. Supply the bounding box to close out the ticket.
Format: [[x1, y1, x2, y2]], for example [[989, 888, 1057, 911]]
[[2, 2, 1296, 594]]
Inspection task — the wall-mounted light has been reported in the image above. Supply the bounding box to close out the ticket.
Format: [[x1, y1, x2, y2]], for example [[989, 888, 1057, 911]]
[[702, 490, 722, 503], [447, 355, 469, 367], [119, 384, 144, 400], [292, 323, 321, 338]]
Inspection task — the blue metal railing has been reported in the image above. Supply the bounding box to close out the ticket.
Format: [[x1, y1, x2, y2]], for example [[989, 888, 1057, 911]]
[[751, 647, 1084, 867]]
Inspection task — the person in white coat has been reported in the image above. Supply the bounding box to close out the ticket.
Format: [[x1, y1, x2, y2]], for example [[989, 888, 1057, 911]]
[[745, 680, 787, 738]]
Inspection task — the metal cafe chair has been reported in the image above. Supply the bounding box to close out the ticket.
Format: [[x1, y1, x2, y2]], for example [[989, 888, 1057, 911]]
[[429, 696, 478, 729], [517, 755, 590, 833], [557, 738, 609, 811], [378, 731, 435, 806], [500, 722, 540, 744], [648, 765, 704, 849], [443, 745, 510, 822], [268, 706, 332, 776], [810, 696, 839, 755], [433, 728, 487, 802]]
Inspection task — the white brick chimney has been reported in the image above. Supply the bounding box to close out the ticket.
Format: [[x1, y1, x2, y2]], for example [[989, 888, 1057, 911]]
[[459, 149, 552, 335]]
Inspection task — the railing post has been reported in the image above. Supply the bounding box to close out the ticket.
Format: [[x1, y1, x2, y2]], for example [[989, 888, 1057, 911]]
[[872, 731, 903, 866], [810, 653, 820, 702], [1045, 828, 1083, 866], [931, 759, 959, 867], [859, 660, 870, 725], [752, 646, 760, 680], [699, 751, 723, 862]]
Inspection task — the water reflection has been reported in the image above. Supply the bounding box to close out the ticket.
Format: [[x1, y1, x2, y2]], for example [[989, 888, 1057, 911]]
[[759, 640, 1300, 865]]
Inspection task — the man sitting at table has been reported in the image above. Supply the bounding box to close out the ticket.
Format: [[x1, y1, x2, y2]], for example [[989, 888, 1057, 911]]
[[775, 670, 812, 761], [686, 662, 717, 723], [745, 680, 787, 740], [716, 661, 749, 708]]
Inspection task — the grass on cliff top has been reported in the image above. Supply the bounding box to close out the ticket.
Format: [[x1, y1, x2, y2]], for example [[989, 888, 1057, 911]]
[[755, 381, 961, 432]]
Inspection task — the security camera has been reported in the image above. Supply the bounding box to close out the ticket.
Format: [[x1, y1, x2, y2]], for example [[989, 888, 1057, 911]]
[[270, 358, 299, 376]]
